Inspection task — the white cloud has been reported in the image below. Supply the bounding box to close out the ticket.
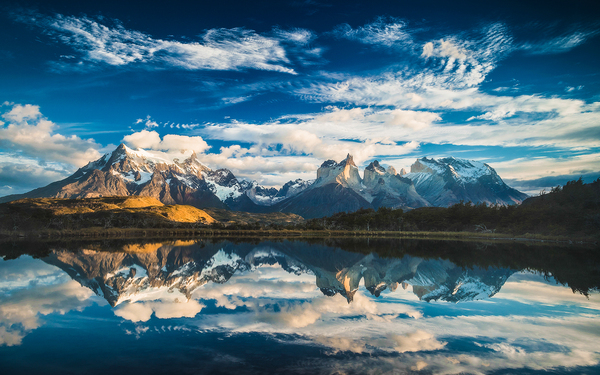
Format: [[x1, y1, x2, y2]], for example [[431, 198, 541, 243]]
[[421, 39, 467, 60], [274, 28, 315, 45], [122, 130, 210, 153], [0, 104, 102, 167], [519, 30, 600, 55], [390, 330, 446, 353], [135, 115, 159, 128], [122, 129, 162, 149], [0, 261, 95, 347], [2, 104, 41, 123], [114, 299, 205, 322], [18, 12, 315, 74], [333, 18, 414, 48], [386, 109, 440, 130]]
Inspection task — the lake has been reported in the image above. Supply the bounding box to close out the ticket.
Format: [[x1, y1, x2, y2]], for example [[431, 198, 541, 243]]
[[1, 238, 599, 374]]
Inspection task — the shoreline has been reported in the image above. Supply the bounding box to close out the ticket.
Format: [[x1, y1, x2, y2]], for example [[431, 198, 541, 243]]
[[1, 227, 597, 246]]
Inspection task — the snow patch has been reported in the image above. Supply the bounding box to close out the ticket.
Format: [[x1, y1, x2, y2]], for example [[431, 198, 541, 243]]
[[106, 264, 148, 279], [204, 177, 242, 201]]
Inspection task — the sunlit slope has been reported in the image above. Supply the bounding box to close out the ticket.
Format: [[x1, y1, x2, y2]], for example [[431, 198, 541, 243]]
[[0, 196, 216, 231]]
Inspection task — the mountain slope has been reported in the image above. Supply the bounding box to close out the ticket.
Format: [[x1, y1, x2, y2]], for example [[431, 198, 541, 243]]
[[0, 143, 528, 218], [404, 157, 528, 206], [273, 155, 372, 219], [0, 144, 254, 210], [363, 160, 430, 209]]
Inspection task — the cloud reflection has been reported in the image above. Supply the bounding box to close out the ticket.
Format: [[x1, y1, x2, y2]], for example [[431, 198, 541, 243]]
[[1, 240, 599, 374]]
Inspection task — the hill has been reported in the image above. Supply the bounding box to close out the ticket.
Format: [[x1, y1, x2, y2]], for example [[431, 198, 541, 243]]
[[0, 196, 216, 233]]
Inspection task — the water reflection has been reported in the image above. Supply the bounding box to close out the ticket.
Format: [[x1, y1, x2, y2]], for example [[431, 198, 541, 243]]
[[1, 238, 599, 374]]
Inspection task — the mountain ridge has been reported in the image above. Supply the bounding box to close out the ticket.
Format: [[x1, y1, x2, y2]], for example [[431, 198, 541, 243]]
[[0, 143, 528, 218]]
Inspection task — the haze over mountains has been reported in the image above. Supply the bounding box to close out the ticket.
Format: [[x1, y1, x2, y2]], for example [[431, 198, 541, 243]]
[[0, 144, 527, 219]]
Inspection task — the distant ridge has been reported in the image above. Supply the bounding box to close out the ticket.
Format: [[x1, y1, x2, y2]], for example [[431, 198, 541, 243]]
[[0, 144, 527, 218]]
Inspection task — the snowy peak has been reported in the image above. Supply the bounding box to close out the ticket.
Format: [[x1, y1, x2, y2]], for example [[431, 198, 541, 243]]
[[404, 157, 528, 206], [244, 179, 312, 206], [410, 157, 495, 183], [361, 160, 429, 209]]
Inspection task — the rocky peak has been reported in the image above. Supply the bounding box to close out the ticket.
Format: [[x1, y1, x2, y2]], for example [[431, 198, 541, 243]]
[[363, 160, 387, 186], [317, 159, 338, 180], [410, 158, 437, 174], [398, 168, 407, 176], [315, 154, 362, 189], [365, 160, 386, 173], [114, 142, 128, 154], [181, 151, 211, 175], [337, 153, 357, 168], [320, 160, 337, 168]]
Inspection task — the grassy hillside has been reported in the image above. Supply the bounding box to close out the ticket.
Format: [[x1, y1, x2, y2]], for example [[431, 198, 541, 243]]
[[0, 196, 305, 236], [205, 208, 305, 227], [0, 196, 216, 233]]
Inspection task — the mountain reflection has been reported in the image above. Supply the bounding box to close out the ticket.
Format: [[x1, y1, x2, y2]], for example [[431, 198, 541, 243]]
[[1, 238, 600, 374], [35, 240, 520, 306]]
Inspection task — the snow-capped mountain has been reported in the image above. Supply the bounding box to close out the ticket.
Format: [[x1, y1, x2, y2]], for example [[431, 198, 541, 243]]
[[272, 155, 526, 218], [42, 241, 515, 306], [244, 178, 312, 206], [362, 160, 430, 209], [404, 157, 528, 206], [0, 143, 257, 210], [273, 155, 429, 218], [274, 155, 374, 218], [0, 143, 527, 217]]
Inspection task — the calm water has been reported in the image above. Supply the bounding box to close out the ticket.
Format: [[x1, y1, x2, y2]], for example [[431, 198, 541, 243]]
[[0, 238, 599, 374]]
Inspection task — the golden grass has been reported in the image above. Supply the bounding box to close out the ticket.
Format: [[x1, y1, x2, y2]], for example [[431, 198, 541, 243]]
[[118, 196, 164, 208], [149, 204, 216, 224], [120, 239, 199, 253], [4, 196, 215, 224], [121, 242, 166, 253]]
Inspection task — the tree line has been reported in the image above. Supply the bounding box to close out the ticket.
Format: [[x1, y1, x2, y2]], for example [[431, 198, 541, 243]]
[[289, 178, 600, 237]]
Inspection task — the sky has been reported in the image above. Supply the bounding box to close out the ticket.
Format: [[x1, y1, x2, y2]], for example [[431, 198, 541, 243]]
[[1, 0, 599, 196]]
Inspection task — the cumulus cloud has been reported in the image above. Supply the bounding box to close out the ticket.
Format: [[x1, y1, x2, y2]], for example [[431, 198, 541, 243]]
[[0, 104, 102, 168], [14, 12, 322, 74], [421, 39, 467, 60], [390, 330, 446, 353], [122, 130, 210, 153], [114, 299, 205, 322], [0, 275, 95, 346], [386, 109, 440, 130]]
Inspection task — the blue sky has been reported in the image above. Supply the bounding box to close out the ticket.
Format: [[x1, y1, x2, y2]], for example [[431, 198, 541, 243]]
[[1, 0, 599, 195]]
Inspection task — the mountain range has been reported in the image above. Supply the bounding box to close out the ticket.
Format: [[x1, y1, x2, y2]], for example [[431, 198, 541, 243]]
[[0, 144, 528, 219], [41, 240, 515, 306]]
